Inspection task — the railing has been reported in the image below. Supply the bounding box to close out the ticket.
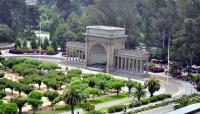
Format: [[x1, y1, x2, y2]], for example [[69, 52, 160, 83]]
[[66, 41, 85, 49], [115, 49, 149, 58]]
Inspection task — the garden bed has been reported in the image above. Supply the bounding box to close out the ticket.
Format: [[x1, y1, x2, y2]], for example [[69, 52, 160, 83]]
[[9, 48, 58, 55]]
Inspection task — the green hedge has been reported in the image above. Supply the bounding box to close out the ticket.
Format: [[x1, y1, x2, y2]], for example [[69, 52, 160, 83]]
[[129, 101, 142, 108], [149, 96, 158, 102], [0, 73, 5, 78], [128, 94, 171, 108], [156, 94, 171, 101], [140, 99, 150, 105], [82, 102, 95, 111], [108, 105, 125, 113], [127, 104, 161, 114], [85, 110, 103, 114]]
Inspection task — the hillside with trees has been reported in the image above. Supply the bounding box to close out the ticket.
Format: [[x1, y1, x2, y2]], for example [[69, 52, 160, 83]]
[[0, 0, 200, 65]]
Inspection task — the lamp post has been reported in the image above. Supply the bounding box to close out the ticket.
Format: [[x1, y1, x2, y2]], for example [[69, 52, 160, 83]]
[[167, 37, 170, 86], [39, 21, 42, 53]]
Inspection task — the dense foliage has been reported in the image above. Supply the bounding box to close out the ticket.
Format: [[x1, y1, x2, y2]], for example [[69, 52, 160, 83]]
[[1, 0, 200, 66]]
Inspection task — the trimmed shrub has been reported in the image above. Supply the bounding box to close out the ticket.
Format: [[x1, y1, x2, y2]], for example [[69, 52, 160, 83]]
[[44, 91, 59, 102], [47, 46, 58, 55], [28, 91, 43, 100], [85, 110, 103, 114], [140, 99, 150, 105], [157, 94, 171, 101], [38, 62, 59, 71], [68, 69, 82, 74], [149, 96, 158, 102], [82, 102, 95, 111], [129, 100, 142, 108], [0, 65, 4, 70], [24, 58, 42, 66], [108, 105, 125, 113], [0, 73, 5, 78], [9, 48, 24, 54], [134, 101, 142, 107], [0, 102, 18, 114], [0, 91, 6, 99]]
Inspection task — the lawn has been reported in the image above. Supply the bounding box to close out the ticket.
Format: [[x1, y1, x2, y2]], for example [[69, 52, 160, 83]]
[[88, 92, 128, 104], [36, 92, 128, 114], [97, 107, 108, 113], [36, 111, 65, 114]]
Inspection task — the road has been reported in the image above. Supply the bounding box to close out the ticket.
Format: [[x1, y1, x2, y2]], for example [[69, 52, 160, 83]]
[[1, 50, 198, 114]]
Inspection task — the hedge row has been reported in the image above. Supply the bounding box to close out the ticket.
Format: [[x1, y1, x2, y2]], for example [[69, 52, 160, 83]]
[[85, 110, 103, 114], [106, 94, 171, 113], [129, 94, 171, 108], [127, 104, 161, 114], [108, 105, 126, 113]]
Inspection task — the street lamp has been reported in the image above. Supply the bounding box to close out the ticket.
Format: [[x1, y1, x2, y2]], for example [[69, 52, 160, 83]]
[[39, 21, 42, 53], [167, 37, 170, 86]]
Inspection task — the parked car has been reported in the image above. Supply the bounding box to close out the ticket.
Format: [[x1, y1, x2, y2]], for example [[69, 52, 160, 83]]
[[144, 66, 165, 73]]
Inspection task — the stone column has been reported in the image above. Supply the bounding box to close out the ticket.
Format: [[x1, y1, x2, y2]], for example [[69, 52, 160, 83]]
[[80, 50, 82, 62], [79, 50, 81, 62], [136, 59, 138, 72], [131, 59, 134, 72], [132, 59, 135, 72], [140, 60, 143, 72], [73, 50, 76, 61], [124, 58, 127, 71], [67, 48, 71, 61], [127, 58, 130, 71], [76, 50, 78, 62], [74, 50, 77, 62], [117, 57, 120, 69], [82, 51, 85, 62], [121, 57, 123, 70], [77, 50, 79, 62], [72, 50, 75, 61], [128, 59, 132, 72], [81, 51, 83, 62]]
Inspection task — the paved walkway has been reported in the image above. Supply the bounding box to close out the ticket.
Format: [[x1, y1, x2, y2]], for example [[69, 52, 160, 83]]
[[1, 50, 198, 114]]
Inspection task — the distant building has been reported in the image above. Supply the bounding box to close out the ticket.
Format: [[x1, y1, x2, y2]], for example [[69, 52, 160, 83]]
[[65, 25, 149, 75], [25, 0, 37, 6], [34, 31, 50, 43]]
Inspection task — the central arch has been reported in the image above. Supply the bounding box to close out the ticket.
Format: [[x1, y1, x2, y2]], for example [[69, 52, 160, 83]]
[[88, 44, 107, 66]]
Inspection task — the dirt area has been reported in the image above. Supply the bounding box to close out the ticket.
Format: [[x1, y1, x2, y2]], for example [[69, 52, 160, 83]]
[[2, 69, 66, 113]]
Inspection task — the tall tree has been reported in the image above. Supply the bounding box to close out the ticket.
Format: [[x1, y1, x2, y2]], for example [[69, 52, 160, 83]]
[[126, 80, 137, 97], [63, 86, 83, 114], [144, 77, 160, 97], [132, 83, 146, 100], [10, 97, 27, 114]]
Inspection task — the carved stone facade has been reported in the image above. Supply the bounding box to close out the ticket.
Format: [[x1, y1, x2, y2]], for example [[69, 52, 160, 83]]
[[66, 26, 149, 75]]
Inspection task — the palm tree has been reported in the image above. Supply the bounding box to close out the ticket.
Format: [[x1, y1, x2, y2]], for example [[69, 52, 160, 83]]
[[63, 86, 83, 114], [145, 77, 161, 97], [132, 83, 146, 100]]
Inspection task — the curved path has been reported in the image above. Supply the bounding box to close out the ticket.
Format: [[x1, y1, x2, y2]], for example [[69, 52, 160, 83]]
[[1, 50, 198, 114]]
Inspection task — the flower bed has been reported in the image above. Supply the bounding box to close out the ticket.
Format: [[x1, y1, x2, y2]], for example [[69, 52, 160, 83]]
[[9, 48, 58, 55]]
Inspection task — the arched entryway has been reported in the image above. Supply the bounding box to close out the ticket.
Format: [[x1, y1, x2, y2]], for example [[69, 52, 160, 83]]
[[88, 44, 107, 70]]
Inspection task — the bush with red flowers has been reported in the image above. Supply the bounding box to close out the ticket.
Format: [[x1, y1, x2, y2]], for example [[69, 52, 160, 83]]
[[9, 47, 24, 54], [9, 47, 58, 55]]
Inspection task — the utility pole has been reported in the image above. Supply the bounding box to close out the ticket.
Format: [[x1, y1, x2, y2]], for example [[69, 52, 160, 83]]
[[39, 21, 42, 53], [167, 37, 170, 86]]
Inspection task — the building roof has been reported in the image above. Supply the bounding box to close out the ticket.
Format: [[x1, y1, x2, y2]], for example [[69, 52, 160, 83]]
[[86, 25, 125, 31], [166, 103, 200, 114]]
